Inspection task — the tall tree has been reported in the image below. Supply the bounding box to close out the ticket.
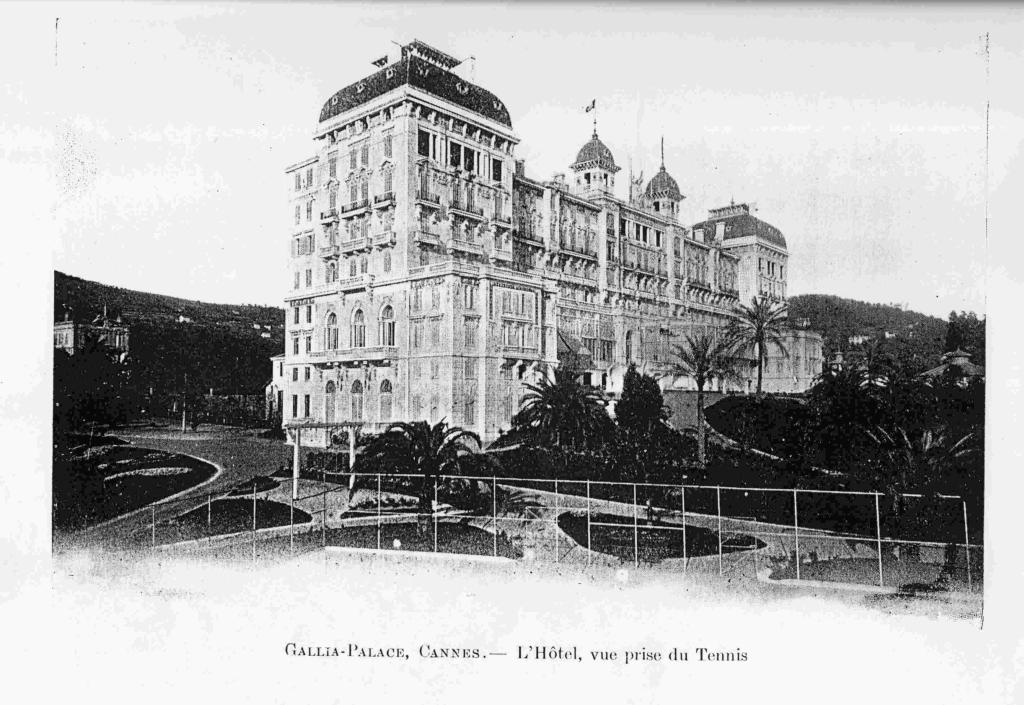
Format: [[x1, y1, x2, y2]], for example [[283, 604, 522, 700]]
[[729, 296, 790, 398], [615, 364, 668, 438], [513, 365, 612, 450], [357, 420, 480, 536], [667, 331, 741, 469]]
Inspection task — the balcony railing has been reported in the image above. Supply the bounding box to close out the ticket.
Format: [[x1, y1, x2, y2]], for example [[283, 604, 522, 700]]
[[373, 192, 395, 207], [337, 274, 372, 292], [341, 199, 369, 214], [319, 244, 340, 258], [450, 201, 485, 219], [340, 236, 370, 254], [320, 209, 338, 223], [316, 346, 399, 364], [415, 190, 441, 206]]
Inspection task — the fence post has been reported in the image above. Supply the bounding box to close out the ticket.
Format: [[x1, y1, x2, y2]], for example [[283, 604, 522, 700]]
[[681, 484, 687, 574], [433, 477, 438, 554], [151, 504, 156, 550], [376, 473, 382, 551], [633, 483, 639, 569], [716, 486, 723, 577], [252, 479, 257, 564], [962, 500, 972, 592], [793, 489, 801, 582], [875, 493, 884, 588], [492, 476, 497, 558], [554, 479, 559, 563], [289, 488, 294, 555], [322, 478, 327, 548], [586, 479, 592, 567]]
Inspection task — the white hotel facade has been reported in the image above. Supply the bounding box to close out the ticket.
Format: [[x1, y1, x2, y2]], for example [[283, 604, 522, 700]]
[[272, 40, 822, 447]]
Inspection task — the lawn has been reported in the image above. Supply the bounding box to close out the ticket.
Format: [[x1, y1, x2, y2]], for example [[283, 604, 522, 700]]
[[169, 498, 312, 542], [326, 519, 521, 559]]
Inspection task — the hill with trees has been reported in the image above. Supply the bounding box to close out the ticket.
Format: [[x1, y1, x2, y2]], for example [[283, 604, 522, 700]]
[[54, 271, 284, 406], [787, 294, 962, 373]]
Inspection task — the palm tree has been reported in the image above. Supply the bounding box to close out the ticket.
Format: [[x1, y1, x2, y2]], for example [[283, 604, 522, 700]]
[[866, 426, 976, 562], [666, 330, 742, 469], [357, 419, 480, 535], [729, 296, 790, 399], [513, 365, 611, 450]]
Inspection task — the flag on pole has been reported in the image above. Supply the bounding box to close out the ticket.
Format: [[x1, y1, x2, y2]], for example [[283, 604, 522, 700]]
[[584, 99, 596, 113]]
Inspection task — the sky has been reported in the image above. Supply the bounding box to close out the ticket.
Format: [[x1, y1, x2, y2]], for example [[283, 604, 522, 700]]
[[17, 3, 1024, 317]]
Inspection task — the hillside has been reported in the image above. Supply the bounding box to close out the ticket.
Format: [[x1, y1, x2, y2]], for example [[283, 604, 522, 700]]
[[54, 271, 285, 397], [788, 294, 948, 372]]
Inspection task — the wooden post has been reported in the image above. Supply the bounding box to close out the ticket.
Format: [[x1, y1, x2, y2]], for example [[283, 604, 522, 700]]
[[586, 480, 592, 567], [633, 483, 639, 569], [875, 493, 884, 588], [492, 476, 497, 558], [252, 479, 257, 563], [793, 489, 801, 582], [291, 428, 301, 500], [963, 500, 972, 592], [554, 479, 559, 562], [716, 486, 724, 577], [681, 484, 687, 574]]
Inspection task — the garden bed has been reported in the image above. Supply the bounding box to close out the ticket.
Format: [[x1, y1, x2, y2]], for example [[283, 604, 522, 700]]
[[326, 519, 520, 559], [227, 476, 281, 496], [556, 512, 764, 564], [171, 498, 312, 541]]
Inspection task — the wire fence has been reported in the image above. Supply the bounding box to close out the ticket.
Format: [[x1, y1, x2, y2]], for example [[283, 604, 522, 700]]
[[129, 472, 981, 593]]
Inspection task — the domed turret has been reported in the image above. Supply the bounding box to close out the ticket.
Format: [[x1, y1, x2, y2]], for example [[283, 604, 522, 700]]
[[644, 138, 684, 219], [570, 130, 620, 196]]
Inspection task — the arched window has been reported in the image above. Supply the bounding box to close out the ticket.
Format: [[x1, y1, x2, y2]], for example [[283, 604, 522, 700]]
[[326, 313, 338, 350], [349, 258, 357, 277], [379, 305, 395, 346], [351, 309, 366, 348], [379, 379, 393, 420], [674, 237, 681, 256], [351, 380, 363, 421], [326, 262, 336, 283], [324, 381, 336, 423]]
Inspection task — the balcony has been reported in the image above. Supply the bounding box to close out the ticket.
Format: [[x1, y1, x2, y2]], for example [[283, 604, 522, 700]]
[[492, 210, 513, 228], [373, 192, 395, 208], [449, 237, 485, 256], [337, 274, 372, 292], [339, 236, 370, 254], [341, 199, 369, 216], [319, 243, 340, 258], [415, 190, 441, 208], [314, 346, 399, 366], [501, 344, 541, 360], [370, 230, 397, 248], [412, 229, 442, 247], [450, 201, 485, 220], [320, 208, 338, 224]]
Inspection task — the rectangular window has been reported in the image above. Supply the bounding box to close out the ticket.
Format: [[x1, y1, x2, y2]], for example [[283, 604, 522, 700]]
[[383, 171, 393, 195], [305, 336, 311, 353], [449, 143, 462, 169], [291, 395, 298, 418], [293, 307, 300, 325], [350, 150, 357, 170], [278, 362, 283, 377], [464, 147, 474, 173], [492, 158, 503, 183], [304, 366, 310, 381], [294, 205, 301, 225], [384, 134, 393, 159], [430, 361, 439, 380], [292, 367, 298, 381], [293, 337, 299, 355], [418, 130, 430, 158], [464, 318, 477, 348], [306, 305, 312, 324], [328, 155, 337, 178], [360, 178, 368, 201], [305, 269, 312, 287], [464, 358, 477, 379], [306, 201, 313, 221], [303, 395, 310, 418], [413, 321, 423, 349], [294, 271, 300, 289], [430, 318, 440, 346]]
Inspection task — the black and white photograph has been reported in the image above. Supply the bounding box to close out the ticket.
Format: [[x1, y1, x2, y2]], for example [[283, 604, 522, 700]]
[[3, 2, 1023, 703]]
